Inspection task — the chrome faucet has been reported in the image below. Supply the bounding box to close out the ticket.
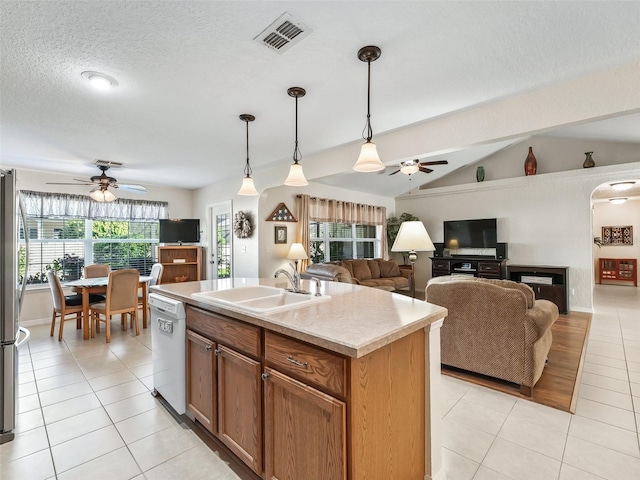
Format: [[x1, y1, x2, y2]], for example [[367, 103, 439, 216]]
[[311, 277, 322, 296], [275, 263, 304, 293]]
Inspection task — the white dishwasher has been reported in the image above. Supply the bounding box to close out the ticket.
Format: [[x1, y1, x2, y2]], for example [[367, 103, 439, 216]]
[[150, 293, 186, 414]]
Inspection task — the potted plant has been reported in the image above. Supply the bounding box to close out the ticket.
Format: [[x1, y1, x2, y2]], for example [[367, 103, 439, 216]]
[[386, 213, 419, 264]]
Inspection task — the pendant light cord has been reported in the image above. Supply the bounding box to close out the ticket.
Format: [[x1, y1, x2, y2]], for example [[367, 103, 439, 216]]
[[293, 95, 301, 164], [362, 59, 373, 142], [244, 119, 252, 177]]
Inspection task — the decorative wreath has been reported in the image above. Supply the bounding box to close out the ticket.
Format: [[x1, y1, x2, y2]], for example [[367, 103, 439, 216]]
[[233, 211, 252, 238]]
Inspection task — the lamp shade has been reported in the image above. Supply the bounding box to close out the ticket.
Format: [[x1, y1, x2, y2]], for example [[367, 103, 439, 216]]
[[287, 242, 308, 260], [284, 163, 309, 186], [238, 176, 258, 196], [90, 188, 116, 202], [353, 141, 385, 172], [391, 221, 435, 252]]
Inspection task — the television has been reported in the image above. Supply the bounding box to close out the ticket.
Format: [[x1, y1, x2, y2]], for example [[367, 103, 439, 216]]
[[159, 219, 200, 244], [444, 218, 497, 249]]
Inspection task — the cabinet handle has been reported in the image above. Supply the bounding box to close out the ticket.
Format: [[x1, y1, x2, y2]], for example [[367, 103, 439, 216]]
[[286, 356, 308, 368], [214, 347, 221, 356], [205, 344, 212, 351], [261, 372, 270, 382]]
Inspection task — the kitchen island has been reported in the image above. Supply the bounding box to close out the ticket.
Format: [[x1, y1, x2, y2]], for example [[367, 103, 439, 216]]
[[151, 277, 448, 480]]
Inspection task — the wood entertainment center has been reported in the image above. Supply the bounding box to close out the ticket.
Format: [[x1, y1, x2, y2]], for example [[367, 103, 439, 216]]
[[431, 257, 507, 280]]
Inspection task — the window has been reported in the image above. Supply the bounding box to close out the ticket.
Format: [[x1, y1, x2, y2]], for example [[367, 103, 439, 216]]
[[20, 219, 159, 284], [309, 221, 379, 263]]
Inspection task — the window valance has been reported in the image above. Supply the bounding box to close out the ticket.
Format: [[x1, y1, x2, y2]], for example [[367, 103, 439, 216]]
[[300, 195, 386, 226], [21, 190, 169, 220]]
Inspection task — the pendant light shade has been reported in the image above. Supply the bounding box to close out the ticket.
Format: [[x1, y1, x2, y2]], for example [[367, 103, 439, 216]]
[[284, 87, 308, 186], [90, 187, 116, 202], [237, 114, 258, 196], [353, 45, 385, 173], [284, 163, 308, 186]]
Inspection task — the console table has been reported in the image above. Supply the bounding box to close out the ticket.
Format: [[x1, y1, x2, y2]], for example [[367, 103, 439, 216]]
[[507, 265, 569, 314], [431, 257, 507, 280], [598, 258, 637, 286]]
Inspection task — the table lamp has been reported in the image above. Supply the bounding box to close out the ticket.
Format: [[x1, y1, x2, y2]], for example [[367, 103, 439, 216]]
[[287, 242, 308, 272], [391, 221, 435, 297]]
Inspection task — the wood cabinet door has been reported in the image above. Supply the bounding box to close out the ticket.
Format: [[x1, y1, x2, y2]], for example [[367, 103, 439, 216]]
[[217, 345, 262, 475], [535, 284, 565, 313], [186, 329, 216, 433], [264, 367, 346, 480]]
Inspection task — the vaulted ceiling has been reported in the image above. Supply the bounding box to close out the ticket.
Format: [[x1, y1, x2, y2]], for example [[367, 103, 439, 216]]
[[2, 1, 639, 195]]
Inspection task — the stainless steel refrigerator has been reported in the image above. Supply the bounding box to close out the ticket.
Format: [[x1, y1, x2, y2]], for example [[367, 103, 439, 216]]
[[1, 169, 30, 444]]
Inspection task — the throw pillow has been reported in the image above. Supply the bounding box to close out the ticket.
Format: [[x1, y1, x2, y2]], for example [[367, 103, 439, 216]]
[[379, 259, 401, 278], [351, 259, 372, 280], [368, 260, 381, 279]]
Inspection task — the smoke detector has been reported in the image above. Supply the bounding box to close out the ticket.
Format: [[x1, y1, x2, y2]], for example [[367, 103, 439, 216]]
[[254, 12, 312, 53]]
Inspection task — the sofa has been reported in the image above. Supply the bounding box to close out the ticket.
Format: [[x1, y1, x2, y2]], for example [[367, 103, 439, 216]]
[[302, 258, 411, 292], [425, 275, 559, 395]]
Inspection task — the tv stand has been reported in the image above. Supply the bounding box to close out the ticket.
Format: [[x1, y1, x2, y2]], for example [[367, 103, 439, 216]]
[[431, 257, 507, 280]]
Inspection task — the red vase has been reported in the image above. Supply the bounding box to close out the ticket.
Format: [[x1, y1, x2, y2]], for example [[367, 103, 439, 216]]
[[524, 146, 537, 176]]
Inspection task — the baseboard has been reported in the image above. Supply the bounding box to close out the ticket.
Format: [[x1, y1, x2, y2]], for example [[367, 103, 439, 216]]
[[569, 306, 594, 313], [20, 317, 50, 327]]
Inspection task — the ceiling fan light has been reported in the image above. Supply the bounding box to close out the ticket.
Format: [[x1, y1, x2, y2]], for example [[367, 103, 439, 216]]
[[238, 176, 258, 196], [90, 188, 116, 202], [400, 164, 419, 175], [353, 141, 385, 172], [284, 163, 308, 186], [610, 181, 635, 191], [609, 197, 627, 205]]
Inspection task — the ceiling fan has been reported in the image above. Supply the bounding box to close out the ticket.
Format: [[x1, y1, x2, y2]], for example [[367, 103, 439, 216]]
[[47, 163, 146, 202], [385, 159, 449, 176]]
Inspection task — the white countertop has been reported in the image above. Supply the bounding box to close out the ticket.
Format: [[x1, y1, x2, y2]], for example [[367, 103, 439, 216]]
[[151, 278, 447, 358]]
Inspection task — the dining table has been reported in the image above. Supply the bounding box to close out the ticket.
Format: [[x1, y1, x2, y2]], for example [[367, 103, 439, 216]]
[[65, 275, 153, 340]]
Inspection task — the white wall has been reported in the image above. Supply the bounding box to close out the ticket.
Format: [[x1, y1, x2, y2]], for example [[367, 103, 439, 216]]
[[396, 162, 640, 311], [13, 167, 195, 323], [593, 197, 640, 286]]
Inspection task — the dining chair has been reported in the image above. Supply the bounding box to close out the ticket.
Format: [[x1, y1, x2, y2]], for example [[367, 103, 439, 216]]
[[136, 263, 163, 324], [84, 264, 110, 278], [47, 271, 102, 341], [90, 269, 140, 343]]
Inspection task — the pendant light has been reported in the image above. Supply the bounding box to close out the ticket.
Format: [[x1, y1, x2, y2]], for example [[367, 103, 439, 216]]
[[284, 87, 309, 186], [237, 114, 259, 196], [353, 45, 385, 172]]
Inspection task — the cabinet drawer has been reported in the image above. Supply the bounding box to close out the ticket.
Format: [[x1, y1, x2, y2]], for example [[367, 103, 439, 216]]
[[187, 306, 261, 358], [478, 262, 500, 274], [265, 331, 346, 396], [432, 260, 450, 272]]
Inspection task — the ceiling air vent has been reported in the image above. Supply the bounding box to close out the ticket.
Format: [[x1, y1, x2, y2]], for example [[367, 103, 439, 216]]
[[94, 159, 123, 168], [254, 12, 312, 54]]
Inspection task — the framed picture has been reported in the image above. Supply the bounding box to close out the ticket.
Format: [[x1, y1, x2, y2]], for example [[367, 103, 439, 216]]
[[274, 226, 287, 244], [602, 225, 633, 245]]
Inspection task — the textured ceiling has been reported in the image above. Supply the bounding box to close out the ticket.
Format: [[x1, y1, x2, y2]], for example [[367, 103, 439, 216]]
[[1, 1, 640, 192]]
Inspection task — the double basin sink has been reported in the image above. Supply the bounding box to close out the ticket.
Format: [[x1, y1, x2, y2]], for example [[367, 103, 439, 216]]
[[192, 285, 330, 314]]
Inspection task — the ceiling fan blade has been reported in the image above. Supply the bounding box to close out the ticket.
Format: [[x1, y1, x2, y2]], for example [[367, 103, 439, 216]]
[[388, 169, 401, 176], [419, 160, 448, 166], [419, 167, 434, 174], [46, 182, 93, 186], [115, 184, 146, 193]]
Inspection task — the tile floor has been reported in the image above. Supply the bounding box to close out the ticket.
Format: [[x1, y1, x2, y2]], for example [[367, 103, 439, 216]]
[[1, 284, 639, 480]]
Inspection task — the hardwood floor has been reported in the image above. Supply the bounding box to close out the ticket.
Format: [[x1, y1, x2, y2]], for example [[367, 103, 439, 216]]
[[442, 310, 591, 412]]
